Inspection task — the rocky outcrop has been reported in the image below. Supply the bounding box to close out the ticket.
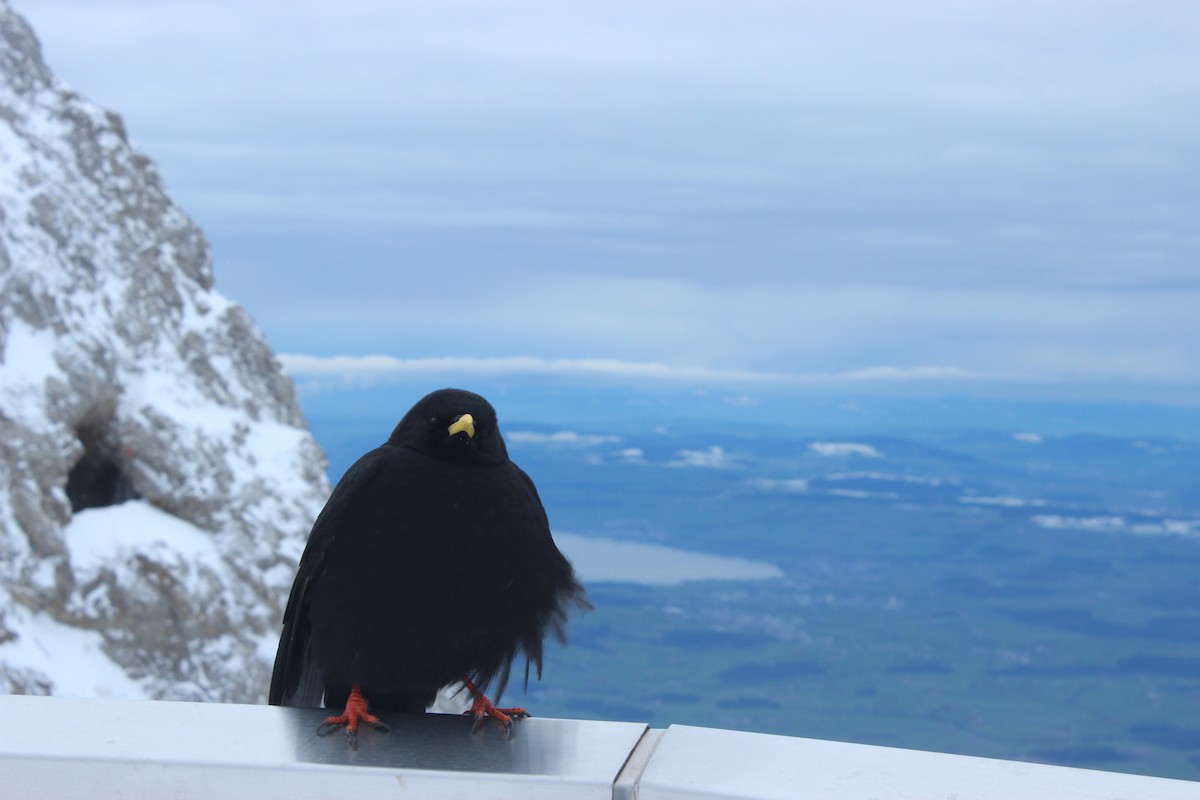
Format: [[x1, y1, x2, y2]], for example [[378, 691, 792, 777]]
[[0, 0, 330, 702]]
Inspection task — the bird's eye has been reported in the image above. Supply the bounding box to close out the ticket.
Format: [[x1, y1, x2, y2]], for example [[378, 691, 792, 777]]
[[428, 416, 439, 427]]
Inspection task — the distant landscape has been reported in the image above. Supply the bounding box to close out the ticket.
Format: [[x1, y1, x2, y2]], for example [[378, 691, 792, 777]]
[[301, 382, 1200, 781]]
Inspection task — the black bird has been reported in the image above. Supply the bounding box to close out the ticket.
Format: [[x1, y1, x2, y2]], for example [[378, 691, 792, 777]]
[[269, 388, 588, 747]]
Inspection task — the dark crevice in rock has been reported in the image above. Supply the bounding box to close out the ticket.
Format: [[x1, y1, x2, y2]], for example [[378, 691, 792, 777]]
[[66, 442, 139, 513]]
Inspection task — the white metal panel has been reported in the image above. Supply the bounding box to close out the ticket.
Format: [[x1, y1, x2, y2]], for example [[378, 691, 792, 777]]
[[634, 725, 1200, 800], [2, 696, 1197, 799], [0, 694, 648, 800]]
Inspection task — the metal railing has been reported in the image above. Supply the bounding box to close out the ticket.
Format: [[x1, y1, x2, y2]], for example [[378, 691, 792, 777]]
[[0, 695, 1195, 799]]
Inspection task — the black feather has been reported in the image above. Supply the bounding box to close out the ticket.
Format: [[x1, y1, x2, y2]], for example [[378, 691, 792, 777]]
[[268, 388, 589, 713]]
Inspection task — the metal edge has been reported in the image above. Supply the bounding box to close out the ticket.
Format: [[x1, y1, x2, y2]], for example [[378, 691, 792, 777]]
[[612, 727, 666, 800]]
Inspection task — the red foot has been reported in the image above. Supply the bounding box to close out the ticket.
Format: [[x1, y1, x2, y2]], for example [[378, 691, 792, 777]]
[[317, 683, 391, 750], [462, 676, 529, 736]]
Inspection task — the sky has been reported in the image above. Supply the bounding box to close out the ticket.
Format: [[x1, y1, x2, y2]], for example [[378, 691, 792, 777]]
[[18, 1, 1200, 403]]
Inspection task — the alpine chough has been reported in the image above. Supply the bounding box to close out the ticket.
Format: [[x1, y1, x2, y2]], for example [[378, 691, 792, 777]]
[[268, 388, 588, 747]]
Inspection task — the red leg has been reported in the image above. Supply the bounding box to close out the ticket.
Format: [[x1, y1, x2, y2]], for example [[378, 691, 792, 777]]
[[461, 676, 530, 736], [317, 682, 391, 749]]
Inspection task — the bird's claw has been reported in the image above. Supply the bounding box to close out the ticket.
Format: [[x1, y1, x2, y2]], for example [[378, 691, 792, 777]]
[[316, 683, 390, 750], [470, 711, 523, 739], [316, 716, 390, 750], [464, 698, 529, 738], [316, 719, 345, 738]]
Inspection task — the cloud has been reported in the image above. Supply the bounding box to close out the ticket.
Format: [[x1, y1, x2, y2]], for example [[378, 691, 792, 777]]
[[823, 472, 941, 486], [506, 430, 621, 446], [823, 488, 899, 500], [20, 1, 1200, 405], [809, 443, 885, 458], [668, 446, 740, 469], [616, 448, 645, 464], [262, 275, 1199, 403], [961, 496, 1047, 508], [1032, 515, 1198, 537], [746, 477, 809, 493], [278, 353, 1000, 388], [1031, 515, 1128, 533], [747, 477, 908, 501], [724, 394, 761, 407], [279, 353, 787, 383]]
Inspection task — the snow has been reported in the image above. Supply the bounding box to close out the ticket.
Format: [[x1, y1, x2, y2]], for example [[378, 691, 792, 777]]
[[0, 10, 331, 703], [0, 319, 65, 426], [0, 604, 147, 700], [63, 501, 223, 573], [0, 319, 59, 381]]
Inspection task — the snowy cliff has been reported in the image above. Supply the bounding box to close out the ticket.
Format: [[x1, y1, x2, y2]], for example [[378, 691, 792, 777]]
[[0, 1, 330, 702]]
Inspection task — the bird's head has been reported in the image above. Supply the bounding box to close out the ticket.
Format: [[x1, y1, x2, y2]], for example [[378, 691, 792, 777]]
[[388, 388, 509, 464]]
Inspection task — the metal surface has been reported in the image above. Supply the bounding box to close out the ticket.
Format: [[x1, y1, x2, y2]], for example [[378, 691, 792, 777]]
[[0, 694, 647, 799], [613, 727, 665, 800], [3, 695, 1197, 799], [635, 724, 1200, 800]]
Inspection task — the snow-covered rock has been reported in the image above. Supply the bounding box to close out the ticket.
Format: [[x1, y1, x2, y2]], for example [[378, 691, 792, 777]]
[[0, 1, 330, 702]]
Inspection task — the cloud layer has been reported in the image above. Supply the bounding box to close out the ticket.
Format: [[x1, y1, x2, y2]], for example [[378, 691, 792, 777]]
[[22, 0, 1200, 403], [278, 353, 1001, 389]]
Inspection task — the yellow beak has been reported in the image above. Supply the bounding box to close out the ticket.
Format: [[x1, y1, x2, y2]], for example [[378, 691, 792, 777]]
[[447, 413, 475, 439]]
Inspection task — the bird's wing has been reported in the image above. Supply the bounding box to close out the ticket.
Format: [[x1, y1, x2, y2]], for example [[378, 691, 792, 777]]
[[268, 571, 324, 706], [268, 448, 387, 707]]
